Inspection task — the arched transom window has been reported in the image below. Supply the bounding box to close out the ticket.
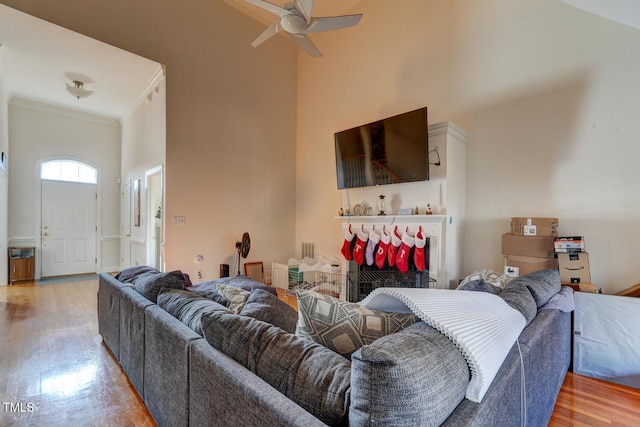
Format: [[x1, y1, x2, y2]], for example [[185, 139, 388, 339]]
[[41, 160, 97, 184]]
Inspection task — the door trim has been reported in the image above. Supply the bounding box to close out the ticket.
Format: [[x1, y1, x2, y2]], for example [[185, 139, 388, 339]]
[[35, 156, 102, 279]]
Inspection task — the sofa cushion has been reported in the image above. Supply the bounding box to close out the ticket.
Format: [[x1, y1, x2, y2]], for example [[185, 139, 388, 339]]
[[133, 270, 187, 302], [115, 265, 160, 284], [191, 282, 250, 313], [350, 322, 469, 426], [499, 281, 537, 325], [214, 275, 278, 295], [157, 288, 231, 335], [201, 311, 351, 426], [296, 289, 419, 359], [509, 269, 561, 308], [240, 289, 298, 333]]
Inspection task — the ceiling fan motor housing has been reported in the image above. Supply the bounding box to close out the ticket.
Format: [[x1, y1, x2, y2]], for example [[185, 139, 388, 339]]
[[280, 13, 307, 33]]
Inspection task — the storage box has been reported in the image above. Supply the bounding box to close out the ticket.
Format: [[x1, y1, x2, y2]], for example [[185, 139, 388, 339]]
[[558, 252, 591, 284], [501, 233, 556, 258], [510, 217, 559, 237], [504, 255, 559, 277], [554, 236, 585, 253]]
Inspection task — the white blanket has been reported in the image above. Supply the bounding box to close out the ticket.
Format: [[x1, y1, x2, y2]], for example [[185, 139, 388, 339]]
[[360, 288, 526, 402]]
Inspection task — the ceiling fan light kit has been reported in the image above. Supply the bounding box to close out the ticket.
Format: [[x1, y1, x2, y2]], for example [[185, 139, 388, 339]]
[[243, 0, 363, 57]]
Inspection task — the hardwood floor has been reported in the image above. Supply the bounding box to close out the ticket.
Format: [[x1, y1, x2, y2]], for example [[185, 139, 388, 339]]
[[0, 279, 155, 427], [1, 279, 639, 426]]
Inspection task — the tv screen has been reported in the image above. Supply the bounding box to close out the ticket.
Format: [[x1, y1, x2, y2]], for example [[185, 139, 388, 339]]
[[334, 107, 428, 189]]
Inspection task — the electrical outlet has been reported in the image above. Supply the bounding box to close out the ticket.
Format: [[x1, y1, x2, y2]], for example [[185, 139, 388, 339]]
[[174, 216, 186, 225], [197, 271, 202, 281]]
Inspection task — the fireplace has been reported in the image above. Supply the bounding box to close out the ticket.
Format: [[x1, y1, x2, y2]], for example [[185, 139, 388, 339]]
[[337, 215, 447, 301], [346, 241, 436, 302]]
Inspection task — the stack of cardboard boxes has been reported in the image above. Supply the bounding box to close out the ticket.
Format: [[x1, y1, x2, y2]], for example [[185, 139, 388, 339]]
[[502, 217, 559, 277]]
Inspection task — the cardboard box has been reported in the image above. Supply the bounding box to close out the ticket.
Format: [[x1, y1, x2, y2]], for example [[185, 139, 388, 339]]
[[504, 255, 559, 277], [501, 233, 556, 258], [554, 236, 585, 253], [558, 252, 591, 284], [511, 217, 559, 237]]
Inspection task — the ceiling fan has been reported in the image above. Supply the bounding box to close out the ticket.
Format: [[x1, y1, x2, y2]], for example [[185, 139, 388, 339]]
[[242, 0, 363, 57]]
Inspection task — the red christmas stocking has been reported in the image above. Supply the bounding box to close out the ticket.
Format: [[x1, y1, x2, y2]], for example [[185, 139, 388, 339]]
[[396, 231, 415, 273], [365, 228, 380, 266], [340, 224, 355, 260], [375, 229, 391, 268], [387, 227, 402, 267], [414, 227, 427, 272], [352, 228, 369, 266]]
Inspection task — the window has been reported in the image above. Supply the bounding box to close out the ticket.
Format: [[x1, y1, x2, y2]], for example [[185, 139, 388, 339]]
[[41, 160, 97, 184]]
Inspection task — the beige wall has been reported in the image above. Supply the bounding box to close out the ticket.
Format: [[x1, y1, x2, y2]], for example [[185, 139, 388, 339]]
[[295, 0, 640, 293], [121, 76, 166, 268], [0, 0, 300, 281], [7, 0, 640, 293]]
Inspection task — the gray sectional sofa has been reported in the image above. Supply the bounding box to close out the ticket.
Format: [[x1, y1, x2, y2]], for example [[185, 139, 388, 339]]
[[97, 268, 572, 427]]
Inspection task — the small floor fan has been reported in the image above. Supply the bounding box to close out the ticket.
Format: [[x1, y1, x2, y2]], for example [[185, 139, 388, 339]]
[[235, 232, 251, 275]]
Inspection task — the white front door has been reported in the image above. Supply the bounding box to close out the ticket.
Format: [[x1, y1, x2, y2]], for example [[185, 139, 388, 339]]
[[41, 180, 97, 277]]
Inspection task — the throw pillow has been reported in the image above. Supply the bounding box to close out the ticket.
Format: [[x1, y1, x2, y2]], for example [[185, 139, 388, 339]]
[[191, 285, 229, 306], [296, 289, 419, 358], [191, 282, 250, 313], [459, 269, 511, 289], [350, 322, 469, 426], [133, 270, 187, 302], [239, 289, 298, 333], [201, 311, 351, 426], [157, 288, 231, 335], [499, 281, 537, 325]]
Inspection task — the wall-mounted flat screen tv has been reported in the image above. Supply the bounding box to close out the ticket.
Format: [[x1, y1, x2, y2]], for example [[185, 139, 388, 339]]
[[334, 107, 428, 189]]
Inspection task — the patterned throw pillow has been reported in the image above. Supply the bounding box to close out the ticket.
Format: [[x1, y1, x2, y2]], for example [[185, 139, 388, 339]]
[[458, 269, 511, 289], [193, 282, 250, 313], [296, 289, 419, 358]]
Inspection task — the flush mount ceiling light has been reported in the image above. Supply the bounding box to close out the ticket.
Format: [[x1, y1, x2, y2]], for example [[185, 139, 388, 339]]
[[65, 80, 94, 99]]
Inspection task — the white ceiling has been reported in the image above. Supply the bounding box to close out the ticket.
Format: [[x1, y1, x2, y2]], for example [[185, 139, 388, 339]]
[[0, 1, 637, 122], [0, 4, 163, 121]]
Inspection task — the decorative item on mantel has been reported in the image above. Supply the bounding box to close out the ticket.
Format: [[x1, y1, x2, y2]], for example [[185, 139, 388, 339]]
[[427, 204, 433, 215], [378, 195, 386, 216]]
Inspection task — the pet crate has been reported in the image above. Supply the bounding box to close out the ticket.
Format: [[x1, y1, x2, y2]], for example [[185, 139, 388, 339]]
[[271, 261, 348, 300]]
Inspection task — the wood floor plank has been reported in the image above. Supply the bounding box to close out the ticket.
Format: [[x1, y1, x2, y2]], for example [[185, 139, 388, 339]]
[[2, 279, 639, 426]]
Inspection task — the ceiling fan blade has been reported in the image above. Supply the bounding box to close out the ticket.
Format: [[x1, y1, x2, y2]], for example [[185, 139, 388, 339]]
[[251, 20, 282, 47], [243, 0, 290, 17], [304, 14, 363, 33], [294, 0, 313, 23], [287, 33, 322, 57]]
